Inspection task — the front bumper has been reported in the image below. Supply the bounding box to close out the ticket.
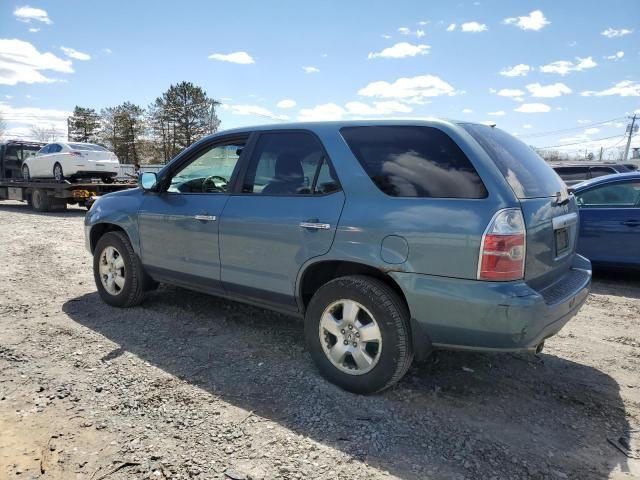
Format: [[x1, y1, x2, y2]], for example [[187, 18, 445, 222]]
[[391, 254, 592, 352]]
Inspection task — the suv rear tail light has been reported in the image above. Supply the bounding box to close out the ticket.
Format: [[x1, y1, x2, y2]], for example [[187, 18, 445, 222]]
[[478, 208, 526, 281]]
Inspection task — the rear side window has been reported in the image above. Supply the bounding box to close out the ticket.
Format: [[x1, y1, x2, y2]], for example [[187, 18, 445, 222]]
[[554, 166, 590, 181], [340, 126, 487, 198], [463, 124, 564, 199], [589, 166, 616, 178]]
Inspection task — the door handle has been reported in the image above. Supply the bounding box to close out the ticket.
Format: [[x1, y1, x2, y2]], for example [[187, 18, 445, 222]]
[[299, 220, 331, 230], [621, 220, 640, 227], [194, 214, 217, 222]]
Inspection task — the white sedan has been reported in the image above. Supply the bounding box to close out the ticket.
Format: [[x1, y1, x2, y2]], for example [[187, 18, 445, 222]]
[[22, 142, 120, 183]]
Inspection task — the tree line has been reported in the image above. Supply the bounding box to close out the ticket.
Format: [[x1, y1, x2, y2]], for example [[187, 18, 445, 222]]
[[62, 81, 221, 164]]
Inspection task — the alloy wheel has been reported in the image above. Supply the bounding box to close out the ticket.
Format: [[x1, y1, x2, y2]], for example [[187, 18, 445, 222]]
[[98, 246, 126, 295]]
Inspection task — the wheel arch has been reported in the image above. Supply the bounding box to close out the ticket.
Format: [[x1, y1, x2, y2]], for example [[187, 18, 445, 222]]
[[89, 223, 128, 254], [297, 259, 433, 361]]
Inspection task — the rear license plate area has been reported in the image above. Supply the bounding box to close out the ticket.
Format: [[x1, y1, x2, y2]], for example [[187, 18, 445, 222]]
[[555, 228, 569, 256]]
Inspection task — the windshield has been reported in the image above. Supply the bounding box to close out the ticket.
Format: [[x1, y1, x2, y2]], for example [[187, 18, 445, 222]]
[[462, 123, 565, 199], [68, 143, 109, 152]]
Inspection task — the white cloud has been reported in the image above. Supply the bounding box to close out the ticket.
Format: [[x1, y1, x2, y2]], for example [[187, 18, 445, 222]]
[[499, 64, 532, 77], [601, 28, 633, 38], [358, 75, 458, 103], [0, 104, 70, 140], [581, 80, 640, 97], [302, 66, 320, 73], [224, 104, 288, 121], [102, 48, 113, 54], [496, 88, 525, 98], [344, 101, 412, 115], [0, 39, 73, 85], [446, 23, 456, 32], [418, 20, 429, 26], [60, 47, 91, 61], [397, 27, 425, 37], [584, 127, 600, 135], [13, 6, 51, 24], [539, 56, 597, 76], [368, 42, 430, 59], [503, 10, 549, 31], [276, 99, 296, 109], [297, 103, 345, 122], [523, 124, 533, 129], [462, 108, 473, 113], [526, 82, 572, 98], [577, 119, 590, 124], [606, 51, 624, 60], [514, 103, 551, 113], [381, 34, 392, 39], [28, 27, 39, 33], [208, 51, 254, 64], [488, 110, 506, 116], [461, 22, 487, 32]]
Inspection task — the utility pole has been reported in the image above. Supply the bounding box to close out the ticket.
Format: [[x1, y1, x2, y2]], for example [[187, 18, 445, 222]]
[[598, 146, 603, 161], [623, 114, 638, 162]]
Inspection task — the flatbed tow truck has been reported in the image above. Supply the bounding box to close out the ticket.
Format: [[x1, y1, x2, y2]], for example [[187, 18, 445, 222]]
[[0, 140, 136, 212]]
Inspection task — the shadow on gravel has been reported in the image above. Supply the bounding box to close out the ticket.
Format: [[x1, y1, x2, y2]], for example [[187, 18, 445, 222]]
[[0, 202, 86, 217], [590, 269, 640, 299], [63, 286, 632, 479]]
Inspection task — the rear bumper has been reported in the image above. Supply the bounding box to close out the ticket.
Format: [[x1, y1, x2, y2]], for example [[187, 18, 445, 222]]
[[72, 169, 118, 178], [391, 254, 592, 352]]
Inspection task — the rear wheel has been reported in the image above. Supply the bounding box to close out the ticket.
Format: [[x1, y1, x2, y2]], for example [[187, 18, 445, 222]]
[[53, 163, 65, 183], [93, 231, 147, 307], [22, 164, 30, 180], [31, 189, 50, 212], [305, 275, 414, 394], [102, 176, 115, 184]]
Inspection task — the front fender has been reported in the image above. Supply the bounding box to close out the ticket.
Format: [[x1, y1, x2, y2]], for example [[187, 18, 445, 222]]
[[84, 190, 144, 255]]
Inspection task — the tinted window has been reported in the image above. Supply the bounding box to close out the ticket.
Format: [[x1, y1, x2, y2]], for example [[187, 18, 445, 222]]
[[167, 140, 245, 194], [463, 124, 564, 198], [589, 166, 616, 178], [4, 145, 41, 161], [242, 132, 331, 195], [38, 145, 51, 155], [577, 181, 640, 208], [50, 144, 62, 153], [69, 143, 108, 151], [554, 166, 590, 181], [314, 158, 341, 194], [341, 126, 487, 198]]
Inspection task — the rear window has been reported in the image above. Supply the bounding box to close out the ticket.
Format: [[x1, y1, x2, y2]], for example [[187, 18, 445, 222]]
[[340, 126, 487, 199], [462, 124, 564, 199], [69, 143, 108, 151]]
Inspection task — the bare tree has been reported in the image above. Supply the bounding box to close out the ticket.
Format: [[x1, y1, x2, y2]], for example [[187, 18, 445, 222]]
[[30, 124, 59, 142]]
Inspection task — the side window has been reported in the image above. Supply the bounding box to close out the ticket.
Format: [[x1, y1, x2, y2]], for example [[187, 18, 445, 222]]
[[589, 167, 616, 178], [341, 126, 487, 198], [314, 158, 341, 194], [50, 144, 62, 153], [577, 181, 640, 208], [38, 145, 50, 155], [554, 167, 589, 181], [167, 140, 246, 194], [242, 132, 335, 195]]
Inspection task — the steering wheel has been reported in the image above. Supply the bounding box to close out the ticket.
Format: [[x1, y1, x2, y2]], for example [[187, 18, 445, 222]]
[[202, 175, 228, 193]]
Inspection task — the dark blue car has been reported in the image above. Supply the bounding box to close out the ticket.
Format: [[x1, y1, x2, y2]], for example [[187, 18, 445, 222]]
[[573, 172, 640, 269]]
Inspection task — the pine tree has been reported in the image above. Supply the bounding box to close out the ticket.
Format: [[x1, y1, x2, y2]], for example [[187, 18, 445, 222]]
[[99, 102, 145, 164], [67, 106, 101, 142]]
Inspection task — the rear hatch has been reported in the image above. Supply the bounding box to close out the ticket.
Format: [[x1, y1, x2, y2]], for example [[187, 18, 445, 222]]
[[462, 124, 577, 290]]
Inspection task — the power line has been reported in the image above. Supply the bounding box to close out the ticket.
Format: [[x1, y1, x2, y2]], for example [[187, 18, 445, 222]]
[[520, 116, 626, 139], [537, 134, 627, 149]]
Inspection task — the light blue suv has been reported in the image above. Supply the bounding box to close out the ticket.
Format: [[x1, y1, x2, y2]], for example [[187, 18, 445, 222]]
[[85, 120, 592, 393]]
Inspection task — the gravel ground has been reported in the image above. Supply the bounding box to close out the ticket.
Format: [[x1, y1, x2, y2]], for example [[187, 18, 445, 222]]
[[0, 200, 639, 480]]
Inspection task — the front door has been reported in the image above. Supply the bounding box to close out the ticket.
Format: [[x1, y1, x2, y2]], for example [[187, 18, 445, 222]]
[[138, 136, 248, 292], [219, 131, 345, 310], [576, 179, 640, 266]]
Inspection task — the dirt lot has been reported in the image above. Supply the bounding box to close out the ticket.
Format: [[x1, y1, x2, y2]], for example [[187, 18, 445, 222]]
[[0, 200, 638, 480]]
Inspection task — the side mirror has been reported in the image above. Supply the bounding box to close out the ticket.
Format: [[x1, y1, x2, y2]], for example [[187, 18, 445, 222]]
[[139, 172, 157, 191]]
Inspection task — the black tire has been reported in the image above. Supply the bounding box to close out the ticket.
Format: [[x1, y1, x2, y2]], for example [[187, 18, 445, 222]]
[[22, 164, 30, 180], [102, 176, 115, 184], [53, 163, 65, 183], [93, 231, 147, 308], [31, 189, 50, 212], [305, 275, 414, 394]]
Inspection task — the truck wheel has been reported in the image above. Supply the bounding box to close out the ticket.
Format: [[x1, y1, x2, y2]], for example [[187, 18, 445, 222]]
[[22, 164, 30, 180], [53, 163, 65, 183], [305, 275, 414, 394], [31, 189, 50, 212], [93, 231, 147, 308], [102, 176, 115, 184]]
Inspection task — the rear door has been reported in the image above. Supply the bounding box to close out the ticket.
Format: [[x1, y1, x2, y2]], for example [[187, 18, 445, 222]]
[[575, 179, 640, 266], [219, 130, 344, 310], [463, 124, 577, 289]]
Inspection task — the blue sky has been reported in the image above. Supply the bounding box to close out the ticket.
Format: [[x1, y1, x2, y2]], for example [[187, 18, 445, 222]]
[[1, 0, 638, 157]]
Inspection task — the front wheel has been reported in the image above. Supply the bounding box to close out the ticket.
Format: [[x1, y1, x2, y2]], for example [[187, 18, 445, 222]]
[[53, 163, 65, 183], [93, 231, 147, 307], [305, 275, 414, 394], [22, 164, 30, 180]]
